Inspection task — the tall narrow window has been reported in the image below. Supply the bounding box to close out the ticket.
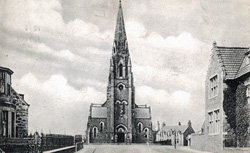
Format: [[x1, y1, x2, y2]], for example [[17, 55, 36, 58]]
[[119, 64, 123, 77], [144, 128, 149, 138], [122, 102, 125, 114], [99, 122, 104, 132], [208, 112, 213, 134], [92, 127, 98, 138], [138, 123, 143, 133], [11, 112, 15, 137], [2, 111, 8, 137], [215, 110, 220, 133], [7, 84, 10, 95], [210, 75, 218, 98]]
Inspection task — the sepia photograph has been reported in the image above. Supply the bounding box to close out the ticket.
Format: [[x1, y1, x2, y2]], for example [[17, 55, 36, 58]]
[[0, 0, 250, 152]]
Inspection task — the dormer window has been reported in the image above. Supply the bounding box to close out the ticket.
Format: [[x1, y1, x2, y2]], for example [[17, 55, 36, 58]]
[[247, 55, 250, 64], [247, 86, 250, 98]]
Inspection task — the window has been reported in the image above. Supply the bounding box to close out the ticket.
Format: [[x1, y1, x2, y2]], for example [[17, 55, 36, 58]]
[[7, 84, 10, 95], [99, 122, 104, 132], [247, 86, 250, 98], [0, 80, 4, 94], [210, 75, 218, 98], [167, 131, 171, 136], [144, 128, 149, 138], [2, 111, 8, 137], [214, 110, 220, 133], [119, 64, 123, 77], [138, 123, 143, 133], [208, 109, 220, 134], [208, 112, 213, 134], [122, 102, 125, 114], [118, 85, 123, 90], [92, 127, 98, 138], [246, 55, 250, 64], [0, 72, 4, 80]]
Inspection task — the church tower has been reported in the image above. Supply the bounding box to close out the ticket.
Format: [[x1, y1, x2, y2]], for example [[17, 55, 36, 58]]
[[87, 0, 152, 144], [106, 0, 135, 143]]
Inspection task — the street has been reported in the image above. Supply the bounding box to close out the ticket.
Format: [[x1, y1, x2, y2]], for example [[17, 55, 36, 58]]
[[77, 144, 211, 153]]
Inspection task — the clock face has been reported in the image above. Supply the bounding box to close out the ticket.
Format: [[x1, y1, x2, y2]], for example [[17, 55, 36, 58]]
[[118, 85, 123, 90]]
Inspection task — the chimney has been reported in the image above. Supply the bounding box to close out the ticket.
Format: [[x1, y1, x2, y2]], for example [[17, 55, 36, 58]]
[[188, 120, 191, 127], [178, 122, 181, 126], [162, 122, 166, 127], [213, 41, 217, 47]]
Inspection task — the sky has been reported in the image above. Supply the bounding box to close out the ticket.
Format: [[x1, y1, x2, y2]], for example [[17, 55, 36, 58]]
[[0, 0, 250, 135]]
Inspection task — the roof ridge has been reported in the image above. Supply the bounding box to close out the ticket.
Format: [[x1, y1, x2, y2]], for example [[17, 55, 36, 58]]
[[217, 46, 249, 49]]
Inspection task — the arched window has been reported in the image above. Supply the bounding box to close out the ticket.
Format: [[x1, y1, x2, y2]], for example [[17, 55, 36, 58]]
[[138, 123, 143, 133], [119, 64, 123, 77], [99, 122, 104, 132], [144, 128, 149, 138], [92, 127, 98, 138], [122, 102, 125, 114]]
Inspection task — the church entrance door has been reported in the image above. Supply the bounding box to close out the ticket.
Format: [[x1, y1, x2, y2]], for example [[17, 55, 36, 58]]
[[117, 133, 125, 143], [116, 126, 126, 143]]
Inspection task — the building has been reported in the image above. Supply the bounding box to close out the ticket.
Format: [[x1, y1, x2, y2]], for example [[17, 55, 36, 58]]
[[87, 1, 152, 143], [155, 121, 194, 146], [191, 42, 250, 152], [0, 66, 29, 138]]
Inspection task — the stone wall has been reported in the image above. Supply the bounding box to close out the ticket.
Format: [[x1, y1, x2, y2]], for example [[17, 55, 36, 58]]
[[190, 134, 206, 151], [88, 118, 108, 143], [134, 118, 152, 143]]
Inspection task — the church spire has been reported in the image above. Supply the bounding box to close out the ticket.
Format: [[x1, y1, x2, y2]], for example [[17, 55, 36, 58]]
[[113, 0, 128, 55]]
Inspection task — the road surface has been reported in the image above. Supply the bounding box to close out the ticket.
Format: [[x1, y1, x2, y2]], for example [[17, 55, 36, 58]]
[[77, 144, 211, 153]]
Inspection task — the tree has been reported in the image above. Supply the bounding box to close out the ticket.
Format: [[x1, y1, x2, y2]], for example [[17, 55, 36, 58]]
[[223, 87, 237, 133], [236, 83, 249, 147]]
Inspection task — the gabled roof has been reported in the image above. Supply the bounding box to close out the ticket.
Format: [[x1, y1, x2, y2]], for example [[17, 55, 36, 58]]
[[134, 107, 151, 119], [91, 105, 107, 118], [159, 125, 189, 134], [215, 45, 249, 79], [235, 51, 250, 78], [11, 87, 29, 106]]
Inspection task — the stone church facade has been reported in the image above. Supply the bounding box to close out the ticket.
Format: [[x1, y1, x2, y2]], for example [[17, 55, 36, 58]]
[[87, 1, 152, 143]]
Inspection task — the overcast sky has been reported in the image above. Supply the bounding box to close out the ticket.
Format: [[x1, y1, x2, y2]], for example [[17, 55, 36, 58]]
[[0, 0, 250, 135]]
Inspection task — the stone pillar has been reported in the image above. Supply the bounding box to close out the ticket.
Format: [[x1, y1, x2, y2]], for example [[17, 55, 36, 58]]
[[8, 111, 11, 137]]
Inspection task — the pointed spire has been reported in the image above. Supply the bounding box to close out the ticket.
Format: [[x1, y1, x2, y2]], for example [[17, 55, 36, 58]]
[[113, 0, 128, 55], [115, 0, 126, 42]]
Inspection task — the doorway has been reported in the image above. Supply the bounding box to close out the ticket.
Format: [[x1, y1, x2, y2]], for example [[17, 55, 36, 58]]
[[117, 133, 125, 143]]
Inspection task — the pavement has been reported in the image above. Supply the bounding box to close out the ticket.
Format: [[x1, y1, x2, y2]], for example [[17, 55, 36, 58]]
[[77, 144, 212, 153]]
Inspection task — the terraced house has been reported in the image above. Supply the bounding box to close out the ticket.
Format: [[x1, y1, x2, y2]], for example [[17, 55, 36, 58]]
[[87, 1, 152, 144], [191, 42, 250, 152], [0, 66, 29, 138]]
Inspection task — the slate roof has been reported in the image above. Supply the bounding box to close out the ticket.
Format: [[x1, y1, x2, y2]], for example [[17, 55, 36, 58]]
[[216, 46, 249, 79], [134, 107, 151, 119], [160, 125, 188, 133], [91, 106, 107, 118]]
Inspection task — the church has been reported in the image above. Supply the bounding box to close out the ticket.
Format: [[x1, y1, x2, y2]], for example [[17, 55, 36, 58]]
[[87, 1, 152, 143]]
